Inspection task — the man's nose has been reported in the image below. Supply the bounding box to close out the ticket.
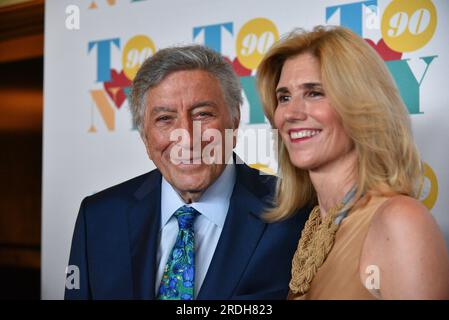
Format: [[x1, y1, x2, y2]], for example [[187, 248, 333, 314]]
[[175, 117, 200, 150]]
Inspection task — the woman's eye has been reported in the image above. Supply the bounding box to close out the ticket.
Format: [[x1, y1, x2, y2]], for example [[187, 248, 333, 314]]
[[307, 90, 324, 98], [277, 95, 290, 103]]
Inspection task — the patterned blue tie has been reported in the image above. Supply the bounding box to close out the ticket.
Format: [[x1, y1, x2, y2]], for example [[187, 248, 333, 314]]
[[158, 205, 199, 300]]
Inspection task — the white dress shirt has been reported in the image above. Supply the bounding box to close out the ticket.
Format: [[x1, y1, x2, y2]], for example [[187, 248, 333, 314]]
[[155, 164, 236, 298]]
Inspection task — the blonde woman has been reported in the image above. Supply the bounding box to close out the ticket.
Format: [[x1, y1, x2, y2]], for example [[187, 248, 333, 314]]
[[256, 26, 449, 299]]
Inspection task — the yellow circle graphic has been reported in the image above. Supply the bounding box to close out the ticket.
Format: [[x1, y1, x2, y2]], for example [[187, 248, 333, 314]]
[[249, 163, 275, 176], [122, 35, 156, 81], [419, 162, 438, 210], [236, 18, 279, 70], [381, 0, 437, 53]]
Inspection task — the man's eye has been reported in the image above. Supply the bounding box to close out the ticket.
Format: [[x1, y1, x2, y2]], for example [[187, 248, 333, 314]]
[[156, 115, 172, 122], [195, 112, 213, 118]]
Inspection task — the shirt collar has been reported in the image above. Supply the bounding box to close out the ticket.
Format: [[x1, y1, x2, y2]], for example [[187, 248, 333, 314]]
[[160, 163, 236, 230]]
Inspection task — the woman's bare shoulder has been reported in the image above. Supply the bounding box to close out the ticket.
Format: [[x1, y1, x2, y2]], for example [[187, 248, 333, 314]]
[[360, 195, 449, 299]]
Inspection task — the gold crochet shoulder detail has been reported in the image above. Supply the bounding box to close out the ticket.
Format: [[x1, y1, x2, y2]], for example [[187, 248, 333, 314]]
[[289, 203, 343, 296]]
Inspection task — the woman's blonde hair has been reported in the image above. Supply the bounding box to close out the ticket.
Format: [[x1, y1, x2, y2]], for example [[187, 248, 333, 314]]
[[256, 25, 423, 222]]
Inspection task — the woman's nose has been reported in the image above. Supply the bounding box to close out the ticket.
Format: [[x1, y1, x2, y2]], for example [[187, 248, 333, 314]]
[[283, 97, 307, 122]]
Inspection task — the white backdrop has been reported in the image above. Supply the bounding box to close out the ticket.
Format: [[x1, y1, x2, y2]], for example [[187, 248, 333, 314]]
[[42, 0, 449, 299]]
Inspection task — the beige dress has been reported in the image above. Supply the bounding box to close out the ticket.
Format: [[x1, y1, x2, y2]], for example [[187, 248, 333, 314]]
[[289, 195, 388, 300]]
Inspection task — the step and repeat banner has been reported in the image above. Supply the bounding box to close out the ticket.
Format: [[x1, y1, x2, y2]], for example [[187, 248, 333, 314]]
[[42, 0, 449, 299]]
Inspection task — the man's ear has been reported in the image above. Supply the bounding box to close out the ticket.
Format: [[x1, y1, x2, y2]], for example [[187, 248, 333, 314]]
[[142, 134, 152, 160], [140, 109, 153, 160], [233, 107, 241, 130], [232, 107, 241, 149]]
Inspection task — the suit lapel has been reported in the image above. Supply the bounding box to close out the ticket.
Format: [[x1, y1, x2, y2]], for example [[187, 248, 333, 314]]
[[197, 164, 268, 299], [127, 170, 162, 299]]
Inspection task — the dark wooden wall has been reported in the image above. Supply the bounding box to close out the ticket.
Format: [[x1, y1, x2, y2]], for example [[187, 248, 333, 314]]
[[0, 0, 44, 299]]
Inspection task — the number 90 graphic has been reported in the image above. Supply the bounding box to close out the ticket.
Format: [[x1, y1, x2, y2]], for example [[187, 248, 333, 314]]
[[122, 35, 156, 81], [236, 18, 279, 70], [381, 0, 437, 53], [420, 162, 438, 210]]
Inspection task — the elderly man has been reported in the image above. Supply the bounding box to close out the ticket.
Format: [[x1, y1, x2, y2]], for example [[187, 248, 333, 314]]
[[65, 45, 308, 300]]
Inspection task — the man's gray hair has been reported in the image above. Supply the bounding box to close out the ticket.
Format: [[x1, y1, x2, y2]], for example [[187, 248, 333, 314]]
[[130, 44, 243, 138]]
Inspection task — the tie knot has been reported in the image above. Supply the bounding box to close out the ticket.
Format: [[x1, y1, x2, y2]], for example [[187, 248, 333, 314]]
[[174, 205, 199, 230]]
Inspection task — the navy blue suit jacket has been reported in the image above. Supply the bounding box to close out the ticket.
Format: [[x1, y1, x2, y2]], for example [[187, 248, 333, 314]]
[[65, 163, 309, 299]]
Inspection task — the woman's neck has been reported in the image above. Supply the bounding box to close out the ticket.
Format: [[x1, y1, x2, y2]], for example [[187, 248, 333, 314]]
[[309, 149, 357, 219]]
